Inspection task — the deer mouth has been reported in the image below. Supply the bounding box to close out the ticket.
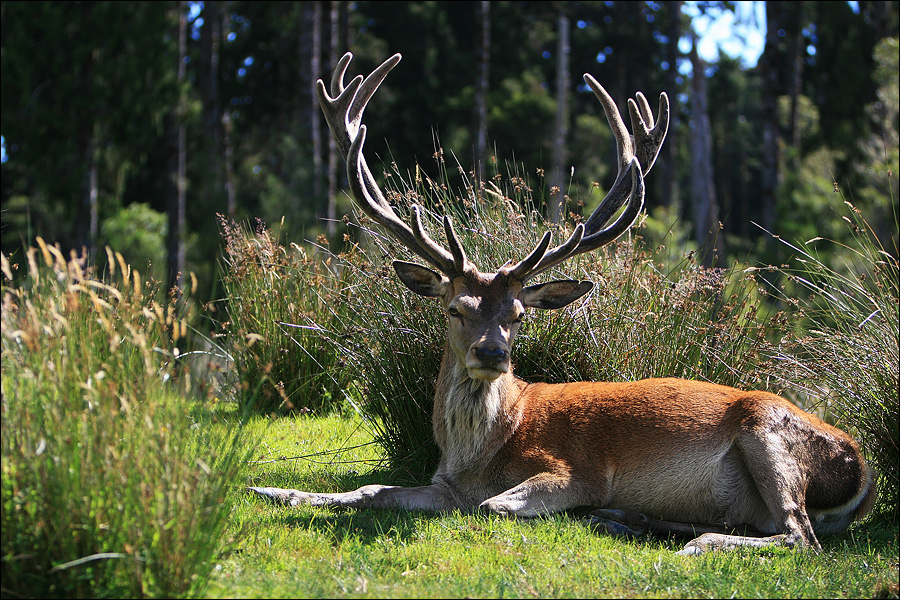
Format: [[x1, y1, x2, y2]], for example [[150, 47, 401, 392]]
[[467, 363, 509, 381]]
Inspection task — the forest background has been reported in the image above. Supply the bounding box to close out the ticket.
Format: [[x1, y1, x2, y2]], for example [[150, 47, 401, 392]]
[[1, 0, 898, 301]]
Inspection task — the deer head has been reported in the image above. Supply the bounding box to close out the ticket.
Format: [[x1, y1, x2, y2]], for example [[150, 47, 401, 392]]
[[317, 52, 669, 381]]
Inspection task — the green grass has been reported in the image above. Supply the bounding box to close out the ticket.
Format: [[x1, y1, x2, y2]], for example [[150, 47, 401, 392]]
[[218, 409, 899, 599]]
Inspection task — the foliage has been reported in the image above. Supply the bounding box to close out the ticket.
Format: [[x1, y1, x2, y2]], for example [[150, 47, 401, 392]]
[[805, 1, 888, 154], [100, 202, 169, 283], [219, 216, 353, 414], [0, 241, 251, 598], [857, 36, 899, 240], [3, 2, 898, 309], [763, 200, 899, 523], [0, 1, 181, 251]]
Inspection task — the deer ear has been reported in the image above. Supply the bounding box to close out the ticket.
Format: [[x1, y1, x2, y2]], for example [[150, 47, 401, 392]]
[[520, 280, 593, 310], [393, 261, 449, 298]]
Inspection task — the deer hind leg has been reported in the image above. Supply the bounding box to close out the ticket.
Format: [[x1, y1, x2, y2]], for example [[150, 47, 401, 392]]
[[582, 510, 776, 544], [740, 426, 821, 546], [677, 424, 821, 555], [248, 483, 459, 512], [578, 508, 652, 538]]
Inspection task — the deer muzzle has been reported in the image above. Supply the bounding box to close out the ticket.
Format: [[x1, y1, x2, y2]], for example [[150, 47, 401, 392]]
[[467, 345, 510, 380]]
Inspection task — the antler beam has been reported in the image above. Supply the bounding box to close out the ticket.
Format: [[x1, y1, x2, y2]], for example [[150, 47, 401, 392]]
[[317, 52, 472, 276]]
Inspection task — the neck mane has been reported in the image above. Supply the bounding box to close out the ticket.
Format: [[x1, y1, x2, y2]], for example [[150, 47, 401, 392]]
[[432, 347, 521, 475]]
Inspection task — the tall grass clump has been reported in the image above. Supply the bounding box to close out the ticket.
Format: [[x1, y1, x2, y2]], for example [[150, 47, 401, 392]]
[[219, 215, 352, 413], [765, 201, 899, 522], [318, 155, 790, 479], [1, 239, 250, 598], [327, 220, 448, 478]]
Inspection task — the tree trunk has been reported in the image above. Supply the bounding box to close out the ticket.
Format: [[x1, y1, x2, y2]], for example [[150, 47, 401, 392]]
[[609, 1, 630, 112], [201, 1, 223, 209], [549, 11, 570, 225], [689, 41, 723, 267], [223, 107, 236, 218], [167, 2, 187, 292], [310, 2, 324, 213], [473, 0, 490, 190], [336, 1, 349, 53], [86, 133, 99, 262], [759, 1, 783, 233], [326, 1, 341, 237], [74, 2, 97, 259], [786, 2, 805, 164], [661, 0, 681, 209]]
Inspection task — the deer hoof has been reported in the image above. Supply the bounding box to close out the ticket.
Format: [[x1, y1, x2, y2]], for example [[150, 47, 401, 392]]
[[582, 508, 650, 538], [247, 486, 305, 506]]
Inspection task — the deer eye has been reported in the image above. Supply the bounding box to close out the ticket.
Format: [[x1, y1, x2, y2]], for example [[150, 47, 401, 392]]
[[447, 307, 462, 319]]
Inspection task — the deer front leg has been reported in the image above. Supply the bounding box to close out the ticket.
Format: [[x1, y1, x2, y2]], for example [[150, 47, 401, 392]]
[[481, 475, 654, 538], [248, 483, 459, 512], [676, 532, 796, 555], [479, 472, 597, 518]]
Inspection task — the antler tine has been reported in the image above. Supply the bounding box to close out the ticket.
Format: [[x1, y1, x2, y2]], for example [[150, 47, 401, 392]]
[[328, 52, 354, 99], [629, 90, 669, 179], [505, 75, 667, 282], [580, 76, 667, 238], [319, 52, 469, 276], [410, 208, 470, 274]]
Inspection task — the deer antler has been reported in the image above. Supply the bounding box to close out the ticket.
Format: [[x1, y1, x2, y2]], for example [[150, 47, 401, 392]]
[[504, 76, 669, 282], [318, 52, 668, 282], [317, 52, 473, 277]]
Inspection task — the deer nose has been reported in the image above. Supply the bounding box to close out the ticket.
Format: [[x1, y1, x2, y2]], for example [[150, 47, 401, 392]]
[[474, 346, 508, 366]]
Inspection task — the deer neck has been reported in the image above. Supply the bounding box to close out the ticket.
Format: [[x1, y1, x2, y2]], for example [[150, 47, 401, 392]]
[[431, 344, 523, 475]]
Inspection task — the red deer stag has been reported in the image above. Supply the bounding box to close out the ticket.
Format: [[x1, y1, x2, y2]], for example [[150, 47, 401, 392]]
[[250, 52, 875, 555]]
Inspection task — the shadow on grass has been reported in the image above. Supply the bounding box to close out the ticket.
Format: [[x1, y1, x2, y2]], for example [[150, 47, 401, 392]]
[[277, 508, 438, 546], [248, 475, 897, 560]]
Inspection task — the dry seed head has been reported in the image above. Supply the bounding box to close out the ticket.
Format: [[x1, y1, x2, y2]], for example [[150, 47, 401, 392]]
[[67, 254, 84, 283], [105, 246, 117, 277], [36, 237, 53, 267], [132, 269, 142, 300], [26, 248, 40, 284], [1, 253, 12, 281]]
